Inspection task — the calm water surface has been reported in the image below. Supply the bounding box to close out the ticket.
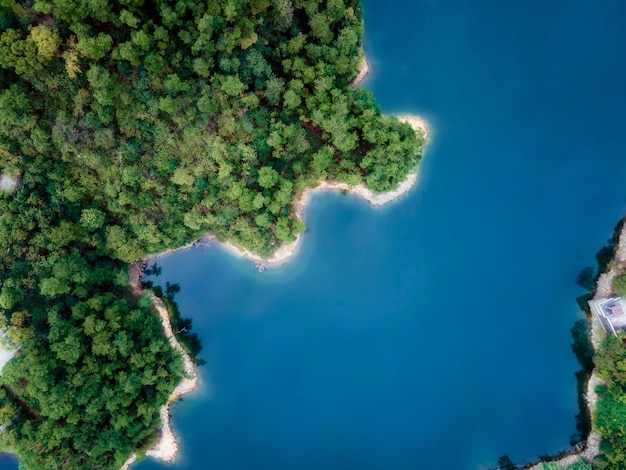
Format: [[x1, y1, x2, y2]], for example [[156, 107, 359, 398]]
[[4, 1, 626, 469]]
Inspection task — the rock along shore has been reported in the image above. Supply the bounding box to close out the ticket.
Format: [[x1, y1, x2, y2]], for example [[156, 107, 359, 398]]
[[120, 277, 199, 469]]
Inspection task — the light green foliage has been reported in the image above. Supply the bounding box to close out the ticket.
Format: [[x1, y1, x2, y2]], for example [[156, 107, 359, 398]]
[[80, 208, 105, 231], [593, 334, 626, 468], [77, 33, 112, 60], [29, 25, 61, 60], [0, 0, 424, 468], [258, 166, 279, 188], [313, 146, 333, 173], [613, 273, 626, 296], [542, 461, 591, 470]]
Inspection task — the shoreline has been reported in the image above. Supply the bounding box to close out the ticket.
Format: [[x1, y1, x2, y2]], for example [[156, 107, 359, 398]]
[[220, 114, 429, 269], [351, 55, 370, 86], [120, 278, 199, 469], [139, 113, 428, 272], [521, 226, 626, 469], [139, 60, 431, 271]]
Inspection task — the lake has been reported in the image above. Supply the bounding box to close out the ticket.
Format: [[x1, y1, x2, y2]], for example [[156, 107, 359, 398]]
[[4, 0, 626, 469]]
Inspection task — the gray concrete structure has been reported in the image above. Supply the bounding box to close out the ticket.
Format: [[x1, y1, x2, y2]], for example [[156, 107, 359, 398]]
[[589, 296, 626, 335], [0, 173, 17, 193]]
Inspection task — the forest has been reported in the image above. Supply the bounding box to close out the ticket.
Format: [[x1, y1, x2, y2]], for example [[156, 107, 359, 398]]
[[0, 0, 424, 468]]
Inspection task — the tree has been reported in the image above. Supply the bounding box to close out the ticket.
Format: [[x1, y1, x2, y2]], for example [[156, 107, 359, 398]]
[[258, 166, 279, 189], [30, 25, 61, 61], [312, 146, 333, 173], [497, 455, 515, 470], [613, 274, 626, 296], [576, 266, 596, 292], [77, 33, 112, 60], [80, 209, 105, 231]]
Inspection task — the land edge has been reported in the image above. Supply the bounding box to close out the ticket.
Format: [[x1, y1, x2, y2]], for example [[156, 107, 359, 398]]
[[351, 55, 370, 86], [219, 113, 429, 269], [137, 113, 429, 273], [120, 275, 199, 470], [519, 225, 626, 469], [120, 54, 430, 468]]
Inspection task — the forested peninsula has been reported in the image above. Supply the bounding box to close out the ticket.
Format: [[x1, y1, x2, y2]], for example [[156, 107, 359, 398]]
[[0, 0, 425, 468]]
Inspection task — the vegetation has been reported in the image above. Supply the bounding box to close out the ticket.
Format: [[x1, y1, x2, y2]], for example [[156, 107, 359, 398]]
[[0, 0, 423, 468], [541, 460, 591, 470], [611, 273, 626, 296], [592, 334, 626, 469]]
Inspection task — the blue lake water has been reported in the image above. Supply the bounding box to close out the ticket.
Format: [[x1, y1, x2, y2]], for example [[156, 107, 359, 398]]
[[3, 1, 626, 469]]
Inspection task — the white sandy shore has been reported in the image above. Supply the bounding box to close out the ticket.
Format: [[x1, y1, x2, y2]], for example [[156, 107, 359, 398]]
[[351, 55, 370, 86], [221, 115, 430, 268], [120, 289, 198, 469]]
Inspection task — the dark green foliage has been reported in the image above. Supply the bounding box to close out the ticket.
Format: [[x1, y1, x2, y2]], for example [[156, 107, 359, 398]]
[[595, 219, 625, 278], [593, 334, 626, 468], [0, 0, 423, 468]]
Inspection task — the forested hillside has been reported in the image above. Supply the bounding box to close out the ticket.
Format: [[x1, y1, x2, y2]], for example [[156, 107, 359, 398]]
[[0, 0, 424, 468]]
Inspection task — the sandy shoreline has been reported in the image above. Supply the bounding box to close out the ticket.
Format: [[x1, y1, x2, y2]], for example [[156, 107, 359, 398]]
[[352, 55, 370, 86], [221, 114, 429, 269], [120, 284, 199, 469]]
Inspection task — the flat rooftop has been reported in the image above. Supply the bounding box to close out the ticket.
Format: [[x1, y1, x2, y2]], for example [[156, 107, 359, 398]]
[[589, 296, 626, 335]]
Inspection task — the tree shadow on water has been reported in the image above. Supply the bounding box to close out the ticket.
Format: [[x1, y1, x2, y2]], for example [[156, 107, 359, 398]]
[[142, 263, 205, 365]]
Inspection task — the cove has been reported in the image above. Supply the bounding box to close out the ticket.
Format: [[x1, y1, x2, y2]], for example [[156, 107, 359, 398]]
[[133, 1, 626, 469], [2, 1, 626, 469]]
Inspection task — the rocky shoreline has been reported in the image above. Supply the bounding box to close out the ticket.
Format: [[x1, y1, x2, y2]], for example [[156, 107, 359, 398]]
[[522, 223, 626, 469], [120, 274, 199, 469]]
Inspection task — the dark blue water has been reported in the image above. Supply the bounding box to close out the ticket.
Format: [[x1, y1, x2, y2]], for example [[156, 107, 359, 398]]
[[3, 1, 626, 470]]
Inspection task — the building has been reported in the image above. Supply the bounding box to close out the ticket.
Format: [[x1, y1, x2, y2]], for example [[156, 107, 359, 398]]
[[589, 296, 626, 336]]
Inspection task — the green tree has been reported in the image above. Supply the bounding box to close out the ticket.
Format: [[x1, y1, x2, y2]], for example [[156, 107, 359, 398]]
[[258, 166, 279, 189]]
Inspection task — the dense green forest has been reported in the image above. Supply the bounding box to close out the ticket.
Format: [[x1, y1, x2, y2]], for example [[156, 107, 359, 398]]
[[0, 0, 424, 468], [593, 334, 626, 469]]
